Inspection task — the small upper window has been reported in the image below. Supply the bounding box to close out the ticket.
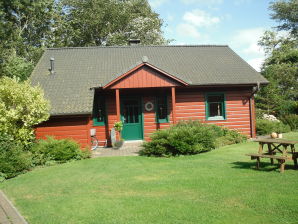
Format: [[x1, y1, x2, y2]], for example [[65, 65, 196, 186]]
[[156, 95, 168, 123], [93, 96, 106, 126], [206, 93, 226, 120]]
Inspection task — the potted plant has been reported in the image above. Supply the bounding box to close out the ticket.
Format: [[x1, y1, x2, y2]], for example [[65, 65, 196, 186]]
[[112, 121, 124, 149]]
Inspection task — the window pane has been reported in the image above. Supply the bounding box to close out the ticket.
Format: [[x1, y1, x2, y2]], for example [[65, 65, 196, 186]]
[[208, 95, 223, 102], [209, 102, 222, 117], [157, 96, 167, 120], [97, 100, 105, 122], [207, 94, 225, 120], [123, 101, 139, 124], [93, 96, 105, 125]]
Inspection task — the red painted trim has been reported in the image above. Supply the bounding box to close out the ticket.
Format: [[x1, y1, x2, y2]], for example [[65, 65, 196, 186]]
[[116, 89, 120, 121], [103, 63, 188, 89], [86, 116, 92, 148], [171, 87, 176, 124]]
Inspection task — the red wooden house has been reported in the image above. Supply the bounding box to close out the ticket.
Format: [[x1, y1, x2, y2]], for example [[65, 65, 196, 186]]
[[31, 45, 268, 147]]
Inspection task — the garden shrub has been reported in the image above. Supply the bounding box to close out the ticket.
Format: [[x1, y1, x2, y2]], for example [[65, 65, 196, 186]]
[[280, 114, 298, 131], [0, 134, 32, 180], [256, 119, 291, 135], [31, 137, 89, 165], [140, 120, 247, 157], [215, 129, 247, 148], [0, 77, 50, 145]]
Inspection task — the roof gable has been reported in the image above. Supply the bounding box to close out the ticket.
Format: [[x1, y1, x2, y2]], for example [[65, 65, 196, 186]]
[[103, 63, 188, 89]]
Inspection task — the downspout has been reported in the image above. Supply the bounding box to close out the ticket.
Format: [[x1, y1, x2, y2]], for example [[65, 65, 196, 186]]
[[249, 82, 260, 138]]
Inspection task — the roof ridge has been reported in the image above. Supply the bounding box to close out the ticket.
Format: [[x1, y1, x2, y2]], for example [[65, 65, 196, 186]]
[[46, 44, 229, 50]]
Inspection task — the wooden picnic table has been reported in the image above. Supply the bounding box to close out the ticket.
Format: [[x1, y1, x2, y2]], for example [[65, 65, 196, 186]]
[[246, 138, 298, 173]]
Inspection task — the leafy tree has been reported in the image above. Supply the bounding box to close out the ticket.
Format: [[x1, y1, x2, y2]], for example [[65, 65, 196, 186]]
[[0, 0, 168, 80], [0, 0, 65, 79], [270, 0, 298, 36], [0, 0, 64, 57], [256, 1, 298, 116], [61, 0, 168, 46], [0, 49, 33, 81], [0, 77, 50, 145]]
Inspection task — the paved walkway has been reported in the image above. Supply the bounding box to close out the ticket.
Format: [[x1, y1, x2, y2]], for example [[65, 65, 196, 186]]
[[92, 140, 143, 158], [0, 191, 28, 224]]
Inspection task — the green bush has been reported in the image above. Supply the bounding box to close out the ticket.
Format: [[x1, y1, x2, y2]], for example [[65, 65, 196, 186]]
[[140, 120, 247, 157], [0, 134, 32, 179], [280, 114, 298, 131], [31, 137, 90, 165], [0, 77, 50, 146], [256, 119, 291, 135], [215, 129, 247, 148]]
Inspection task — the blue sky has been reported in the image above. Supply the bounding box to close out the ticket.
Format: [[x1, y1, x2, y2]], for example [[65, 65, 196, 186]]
[[148, 0, 277, 71]]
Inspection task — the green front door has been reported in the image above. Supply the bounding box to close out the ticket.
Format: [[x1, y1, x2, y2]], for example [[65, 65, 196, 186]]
[[121, 98, 143, 140]]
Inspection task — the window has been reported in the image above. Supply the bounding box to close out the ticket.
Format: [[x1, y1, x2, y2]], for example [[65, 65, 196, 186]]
[[93, 96, 106, 126], [206, 93, 226, 120], [156, 95, 168, 123]]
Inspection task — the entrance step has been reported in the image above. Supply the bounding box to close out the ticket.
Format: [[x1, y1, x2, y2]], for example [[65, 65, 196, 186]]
[[91, 140, 143, 158]]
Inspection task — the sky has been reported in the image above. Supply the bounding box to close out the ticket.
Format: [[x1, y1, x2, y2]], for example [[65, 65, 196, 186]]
[[148, 0, 278, 71]]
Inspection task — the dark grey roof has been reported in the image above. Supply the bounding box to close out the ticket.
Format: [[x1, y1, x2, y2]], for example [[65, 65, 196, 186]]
[[30, 45, 268, 115]]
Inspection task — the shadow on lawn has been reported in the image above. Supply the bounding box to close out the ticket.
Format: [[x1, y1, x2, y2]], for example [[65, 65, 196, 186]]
[[231, 161, 297, 172]]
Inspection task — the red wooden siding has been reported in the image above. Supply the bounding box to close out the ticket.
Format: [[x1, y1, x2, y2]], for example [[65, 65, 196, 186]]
[[35, 88, 255, 149], [175, 90, 252, 136], [109, 66, 180, 89], [35, 116, 90, 147], [143, 96, 172, 141]]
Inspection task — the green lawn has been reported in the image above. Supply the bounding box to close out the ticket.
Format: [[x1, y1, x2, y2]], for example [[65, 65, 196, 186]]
[[1, 133, 298, 224]]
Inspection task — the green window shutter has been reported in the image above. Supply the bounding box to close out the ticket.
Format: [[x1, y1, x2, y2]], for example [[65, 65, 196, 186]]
[[205, 93, 226, 121], [93, 95, 106, 126], [156, 95, 169, 123]]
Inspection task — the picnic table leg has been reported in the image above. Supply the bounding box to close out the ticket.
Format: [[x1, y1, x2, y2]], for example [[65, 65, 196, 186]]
[[282, 145, 288, 156], [291, 145, 297, 169], [258, 143, 263, 154], [256, 157, 260, 170], [279, 159, 285, 173], [268, 143, 274, 165], [294, 156, 298, 169]]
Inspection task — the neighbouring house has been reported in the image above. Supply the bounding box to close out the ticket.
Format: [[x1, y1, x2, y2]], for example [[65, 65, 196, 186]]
[[31, 44, 268, 148]]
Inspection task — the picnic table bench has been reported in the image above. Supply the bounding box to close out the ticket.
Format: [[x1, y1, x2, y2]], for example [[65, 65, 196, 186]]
[[246, 138, 298, 173]]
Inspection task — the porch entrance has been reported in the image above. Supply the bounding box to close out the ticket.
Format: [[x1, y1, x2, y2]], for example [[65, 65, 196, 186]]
[[121, 97, 143, 140]]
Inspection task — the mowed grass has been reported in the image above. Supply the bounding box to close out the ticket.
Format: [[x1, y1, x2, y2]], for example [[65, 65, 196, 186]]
[[1, 133, 298, 224]]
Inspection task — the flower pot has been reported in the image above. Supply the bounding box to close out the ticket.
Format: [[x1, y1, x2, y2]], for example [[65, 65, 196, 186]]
[[271, 132, 278, 139], [112, 139, 124, 149], [277, 133, 283, 139]]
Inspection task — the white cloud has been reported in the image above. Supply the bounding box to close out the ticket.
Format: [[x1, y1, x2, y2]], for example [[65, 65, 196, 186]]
[[148, 0, 168, 8], [176, 23, 201, 38], [181, 0, 223, 5], [230, 27, 266, 72], [232, 27, 265, 56], [243, 43, 263, 55], [183, 9, 220, 27], [247, 57, 264, 72]]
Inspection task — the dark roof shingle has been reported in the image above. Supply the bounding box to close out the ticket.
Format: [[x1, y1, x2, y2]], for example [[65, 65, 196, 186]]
[[30, 45, 268, 115]]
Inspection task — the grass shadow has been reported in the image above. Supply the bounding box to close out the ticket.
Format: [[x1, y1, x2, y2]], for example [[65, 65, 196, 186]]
[[231, 161, 278, 172], [231, 161, 298, 172]]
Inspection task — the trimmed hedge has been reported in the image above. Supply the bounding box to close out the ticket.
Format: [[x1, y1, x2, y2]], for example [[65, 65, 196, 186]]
[[140, 120, 247, 157], [31, 137, 91, 166]]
